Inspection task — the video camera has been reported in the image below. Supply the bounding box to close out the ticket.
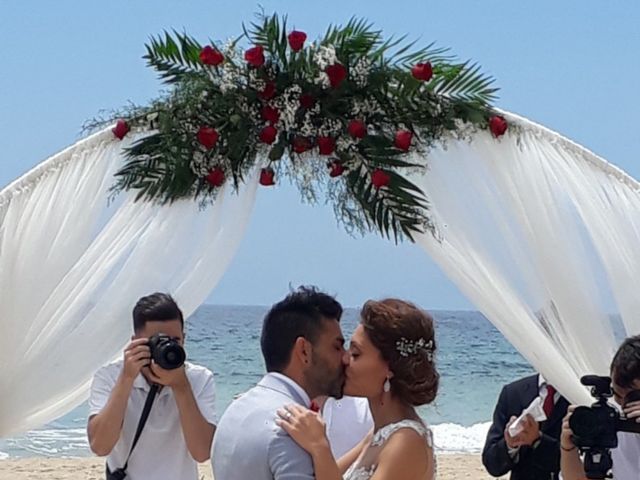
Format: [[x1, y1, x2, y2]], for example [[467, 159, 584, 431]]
[[569, 375, 640, 479]]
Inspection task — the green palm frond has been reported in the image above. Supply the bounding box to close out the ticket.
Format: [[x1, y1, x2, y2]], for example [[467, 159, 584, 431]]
[[144, 31, 204, 84], [431, 61, 498, 103], [346, 164, 429, 242]]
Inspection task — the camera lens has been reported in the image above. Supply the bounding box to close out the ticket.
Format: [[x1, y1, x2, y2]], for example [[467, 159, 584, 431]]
[[570, 407, 602, 444], [148, 334, 186, 370]]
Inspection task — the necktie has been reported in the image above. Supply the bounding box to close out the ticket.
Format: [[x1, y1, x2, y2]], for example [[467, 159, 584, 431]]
[[543, 385, 556, 418], [310, 400, 320, 413]]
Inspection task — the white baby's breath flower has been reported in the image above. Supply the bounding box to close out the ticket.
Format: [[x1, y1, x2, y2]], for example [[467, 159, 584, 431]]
[[336, 136, 358, 153], [350, 57, 372, 87], [313, 45, 337, 70]]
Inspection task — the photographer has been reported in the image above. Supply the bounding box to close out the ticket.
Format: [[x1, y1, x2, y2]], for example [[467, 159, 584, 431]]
[[561, 335, 640, 479], [87, 293, 217, 480]]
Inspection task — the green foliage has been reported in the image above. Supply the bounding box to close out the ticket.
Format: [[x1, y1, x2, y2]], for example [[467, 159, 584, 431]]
[[109, 13, 501, 242]]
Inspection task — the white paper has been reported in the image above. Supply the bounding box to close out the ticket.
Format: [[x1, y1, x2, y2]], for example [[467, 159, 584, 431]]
[[508, 396, 547, 437]]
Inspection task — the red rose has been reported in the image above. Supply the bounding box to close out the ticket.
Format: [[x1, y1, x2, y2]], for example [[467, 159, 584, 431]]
[[347, 119, 367, 139], [299, 93, 315, 109], [197, 127, 219, 149], [325, 63, 348, 88], [261, 105, 280, 124], [259, 125, 278, 144], [328, 161, 346, 177], [411, 62, 433, 82], [245, 45, 265, 67], [205, 167, 225, 187], [371, 169, 391, 189], [317, 136, 336, 155], [394, 130, 412, 152], [489, 115, 508, 137], [259, 168, 276, 186], [259, 82, 276, 100], [292, 136, 312, 154], [199, 46, 224, 66], [287, 30, 307, 52], [112, 119, 130, 140]]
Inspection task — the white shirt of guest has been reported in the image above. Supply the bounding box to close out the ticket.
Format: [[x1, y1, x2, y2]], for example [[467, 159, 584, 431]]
[[88, 359, 217, 480], [538, 374, 561, 405], [323, 396, 374, 458]]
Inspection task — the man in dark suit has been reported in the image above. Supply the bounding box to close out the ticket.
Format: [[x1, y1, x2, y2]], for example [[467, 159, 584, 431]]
[[482, 374, 569, 480]]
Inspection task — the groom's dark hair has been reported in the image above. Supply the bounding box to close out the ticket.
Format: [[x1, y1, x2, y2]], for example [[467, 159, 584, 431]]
[[261, 286, 343, 372]]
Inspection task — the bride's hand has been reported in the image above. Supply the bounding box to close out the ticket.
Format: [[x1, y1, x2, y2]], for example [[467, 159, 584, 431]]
[[276, 404, 330, 455]]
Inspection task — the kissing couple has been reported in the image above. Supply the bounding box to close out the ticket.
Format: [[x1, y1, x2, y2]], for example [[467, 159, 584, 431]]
[[212, 286, 439, 480]]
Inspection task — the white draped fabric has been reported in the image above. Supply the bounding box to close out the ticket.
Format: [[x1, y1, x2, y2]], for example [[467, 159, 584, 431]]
[[2, 109, 638, 436], [0, 128, 259, 437], [411, 111, 640, 404]]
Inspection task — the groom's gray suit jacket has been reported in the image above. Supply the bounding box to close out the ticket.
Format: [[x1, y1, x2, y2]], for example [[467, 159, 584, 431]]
[[212, 373, 315, 480]]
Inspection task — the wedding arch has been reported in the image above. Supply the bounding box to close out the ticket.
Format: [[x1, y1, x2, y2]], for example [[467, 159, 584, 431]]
[[2, 15, 638, 437]]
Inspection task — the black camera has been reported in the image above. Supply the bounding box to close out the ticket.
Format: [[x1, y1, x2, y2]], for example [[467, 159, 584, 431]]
[[148, 333, 186, 370], [569, 375, 640, 479]]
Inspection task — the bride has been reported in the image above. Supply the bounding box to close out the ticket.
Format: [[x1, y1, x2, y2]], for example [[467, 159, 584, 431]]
[[277, 298, 439, 480]]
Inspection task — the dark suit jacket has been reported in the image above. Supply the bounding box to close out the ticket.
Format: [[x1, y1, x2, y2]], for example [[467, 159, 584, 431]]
[[482, 374, 569, 480]]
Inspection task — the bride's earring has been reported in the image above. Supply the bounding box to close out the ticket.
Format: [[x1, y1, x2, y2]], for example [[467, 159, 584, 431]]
[[383, 378, 391, 393]]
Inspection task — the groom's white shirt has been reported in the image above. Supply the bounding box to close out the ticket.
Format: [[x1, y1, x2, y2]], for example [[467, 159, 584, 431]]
[[211, 372, 315, 480]]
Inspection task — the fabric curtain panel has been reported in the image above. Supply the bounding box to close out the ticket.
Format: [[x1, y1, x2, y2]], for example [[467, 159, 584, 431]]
[[0, 129, 259, 436], [412, 111, 640, 404]]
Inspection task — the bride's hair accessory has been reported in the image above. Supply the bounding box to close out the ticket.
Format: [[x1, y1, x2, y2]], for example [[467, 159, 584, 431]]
[[396, 337, 434, 361]]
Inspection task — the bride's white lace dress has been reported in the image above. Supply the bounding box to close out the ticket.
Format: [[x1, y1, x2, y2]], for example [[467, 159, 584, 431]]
[[343, 419, 436, 480]]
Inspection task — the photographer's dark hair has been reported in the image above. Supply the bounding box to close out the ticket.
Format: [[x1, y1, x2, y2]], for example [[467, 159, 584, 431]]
[[261, 286, 343, 372], [361, 299, 439, 406], [133, 292, 184, 333], [611, 335, 640, 389]]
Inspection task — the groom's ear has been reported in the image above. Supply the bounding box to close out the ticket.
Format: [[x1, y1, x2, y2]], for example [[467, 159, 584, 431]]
[[293, 337, 311, 365]]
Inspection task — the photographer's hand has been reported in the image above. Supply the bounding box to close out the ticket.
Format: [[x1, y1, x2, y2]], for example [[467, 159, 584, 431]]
[[560, 406, 576, 451], [560, 406, 586, 480], [147, 362, 188, 389], [623, 399, 640, 422], [122, 338, 151, 382]]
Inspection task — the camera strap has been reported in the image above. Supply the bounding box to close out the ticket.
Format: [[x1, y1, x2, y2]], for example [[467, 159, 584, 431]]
[[106, 383, 159, 478]]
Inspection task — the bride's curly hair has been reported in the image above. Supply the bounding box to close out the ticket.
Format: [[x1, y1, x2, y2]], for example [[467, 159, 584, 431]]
[[360, 299, 439, 406]]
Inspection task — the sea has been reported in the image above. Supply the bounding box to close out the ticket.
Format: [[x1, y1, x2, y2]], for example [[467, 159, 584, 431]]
[[0, 305, 533, 459]]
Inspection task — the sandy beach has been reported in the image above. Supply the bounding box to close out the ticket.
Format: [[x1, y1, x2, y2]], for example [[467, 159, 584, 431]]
[[0, 455, 506, 479]]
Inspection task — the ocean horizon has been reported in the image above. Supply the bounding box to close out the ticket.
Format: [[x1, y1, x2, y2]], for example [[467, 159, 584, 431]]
[[0, 305, 533, 458]]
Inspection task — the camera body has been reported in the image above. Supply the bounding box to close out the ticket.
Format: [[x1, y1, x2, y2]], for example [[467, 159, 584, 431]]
[[570, 376, 619, 450], [148, 333, 186, 370], [569, 375, 640, 479]]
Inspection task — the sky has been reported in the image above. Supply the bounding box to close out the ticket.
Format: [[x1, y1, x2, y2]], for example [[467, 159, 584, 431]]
[[1, 1, 639, 309]]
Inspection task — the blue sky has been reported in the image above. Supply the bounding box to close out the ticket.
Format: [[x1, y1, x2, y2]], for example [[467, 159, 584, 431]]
[[1, 1, 638, 309]]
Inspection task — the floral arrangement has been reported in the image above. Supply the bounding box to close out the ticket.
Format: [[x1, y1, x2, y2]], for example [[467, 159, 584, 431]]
[[104, 14, 507, 241]]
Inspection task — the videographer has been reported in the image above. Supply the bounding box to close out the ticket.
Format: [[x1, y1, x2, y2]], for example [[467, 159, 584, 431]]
[[87, 293, 217, 480], [560, 335, 640, 479]]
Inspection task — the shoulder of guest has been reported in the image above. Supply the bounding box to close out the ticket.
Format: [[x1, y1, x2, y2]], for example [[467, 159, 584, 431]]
[[507, 374, 538, 391]]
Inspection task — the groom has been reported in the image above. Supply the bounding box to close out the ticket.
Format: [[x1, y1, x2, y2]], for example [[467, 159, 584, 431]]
[[212, 286, 347, 479]]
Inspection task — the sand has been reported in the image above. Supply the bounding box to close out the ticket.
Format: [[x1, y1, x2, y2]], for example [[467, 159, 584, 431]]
[[0, 455, 507, 479]]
